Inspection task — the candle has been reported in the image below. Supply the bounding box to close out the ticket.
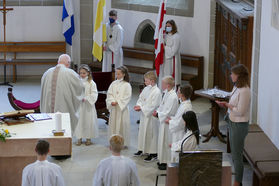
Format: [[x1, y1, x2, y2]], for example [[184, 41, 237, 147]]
[[55, 112, 62, 131]]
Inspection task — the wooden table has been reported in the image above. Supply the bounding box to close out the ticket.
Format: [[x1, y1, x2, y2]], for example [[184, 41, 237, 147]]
[[194, 89, 230, 143], [0, 113, 72, 186]]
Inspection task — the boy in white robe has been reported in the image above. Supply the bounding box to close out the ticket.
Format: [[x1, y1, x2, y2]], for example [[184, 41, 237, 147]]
[[74, 64, 99, 146], [40, 54, 84, 132], [102, 10, 124, 72], [22, 139, 65, 186], [170, 111, 199, 163], [165, 84, 193, 144], [93, 135, 140, 186], [106, 66, 132, 147], [153, 76, 179, 170], [159, 20, 181, 88], [134, 71, 162, 162]]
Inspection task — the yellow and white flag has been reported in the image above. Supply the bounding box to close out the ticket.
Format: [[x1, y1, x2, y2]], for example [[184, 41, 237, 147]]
[[92, 0, 107, 62]]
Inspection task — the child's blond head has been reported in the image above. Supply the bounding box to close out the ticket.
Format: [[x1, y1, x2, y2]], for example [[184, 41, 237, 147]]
[[109, 134, 124, 153], [144, 71, 157, 83], [162, 76, 175, 88]]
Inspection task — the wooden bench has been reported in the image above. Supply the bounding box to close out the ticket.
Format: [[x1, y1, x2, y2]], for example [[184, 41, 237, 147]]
[[243, 124, 279, 186], [0, 41, 66, 83], [91, 47, 204, 92]]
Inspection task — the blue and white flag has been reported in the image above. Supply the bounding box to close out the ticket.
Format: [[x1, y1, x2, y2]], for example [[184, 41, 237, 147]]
[[62, 0, 75, 45]]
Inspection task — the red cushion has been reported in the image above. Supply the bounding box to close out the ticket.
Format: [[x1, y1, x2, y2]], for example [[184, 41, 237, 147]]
[[14, 100, 40, 109]]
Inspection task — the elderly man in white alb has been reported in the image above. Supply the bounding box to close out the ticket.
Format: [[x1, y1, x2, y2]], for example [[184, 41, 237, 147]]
[[40, 54, 84, 131]]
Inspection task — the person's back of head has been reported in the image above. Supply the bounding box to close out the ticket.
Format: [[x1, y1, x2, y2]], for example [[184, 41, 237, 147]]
[[182, 111, 200, 145], [35, 139, 50, 157], [58, 54, 71, 68], [109, 134, 124, 154]]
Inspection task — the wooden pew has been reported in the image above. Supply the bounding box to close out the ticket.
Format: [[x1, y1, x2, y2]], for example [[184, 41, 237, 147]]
[[0, 41, 66, 83], [91, 47, 204, 92], [243, 124, 279, 186]]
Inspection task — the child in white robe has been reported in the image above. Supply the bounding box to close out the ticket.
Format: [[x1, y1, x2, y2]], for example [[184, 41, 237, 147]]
[[106, 66, 132, 147], [22, 139, 65, 186], [93, 135, 140, 186], [75, 64, 99, 146], [165, 84, 193, 144], [134, 71, 162, 162], [170, 111, 199, 163], [153, 76, 179, 170]]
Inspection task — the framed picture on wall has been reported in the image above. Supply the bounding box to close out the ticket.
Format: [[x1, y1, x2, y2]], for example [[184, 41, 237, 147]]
[[272, 0, 279, 30]]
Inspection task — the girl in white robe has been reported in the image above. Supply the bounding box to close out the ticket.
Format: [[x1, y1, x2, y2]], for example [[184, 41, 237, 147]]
[[106, 66, 132, 147], [134, 71, 162, 162], [102, 10, 124, 72], [153, 76, 179, 170], [170, 111, 200, 163], [159, 20, 181, 88], [166, 84, 193, 144], [75, 65, 99, 146]]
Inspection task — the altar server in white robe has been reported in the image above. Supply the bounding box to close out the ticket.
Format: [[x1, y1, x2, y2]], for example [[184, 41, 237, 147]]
[[170, 111, 199, 163], [93, 135, 140, 186], [40, 54, 84, 131], [153, 76, 179, 170], [159, 20, 181, 88], [74, 64, 99, 146], [134, 71, 162, 162], [106, 66, 132, 147], [22, 140, 65, 186], [165, 84, 193, 144], [102, 10, 124, 72]]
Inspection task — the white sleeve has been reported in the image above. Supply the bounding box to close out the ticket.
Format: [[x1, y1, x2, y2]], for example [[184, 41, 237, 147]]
[[56, 167, 65, 186], [106, 82, 116, 110], [157, 96, 178, 123], [130, 162, 140, 186], [141, 91, 162, 117], [21, 167, 30, 186], [165, 34, 180, 59], [92, 163, 104, 186], [115, 83, 132, 111], [85, 81, 98, 106]]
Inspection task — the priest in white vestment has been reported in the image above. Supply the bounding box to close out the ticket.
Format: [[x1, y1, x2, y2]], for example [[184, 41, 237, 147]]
[[93, 135, 140, 186], [40, 54, 84, 131], [159, 20, 181, 88], [102, 10, 124, 72], [22, 140, 65, 186], [153, 76, 179, 170], [134, 71, 162, 162]]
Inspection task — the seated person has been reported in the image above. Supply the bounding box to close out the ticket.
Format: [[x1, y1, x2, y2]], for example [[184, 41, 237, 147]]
[[22, 139, 65, 186], [93, 135, 140, 186], [170, 111, 200, 163]]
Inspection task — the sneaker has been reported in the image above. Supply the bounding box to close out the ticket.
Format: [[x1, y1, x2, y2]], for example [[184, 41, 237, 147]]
[[158, 163, 167, 170], [85, 139, 92, 146], [144, 154, 157, 162], [76, 139, 82, 146], [133, 151, 143, 157]]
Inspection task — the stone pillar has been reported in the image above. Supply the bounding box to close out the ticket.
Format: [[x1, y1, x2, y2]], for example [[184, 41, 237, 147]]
[[250, 0, 261, 123], [80, 0, 94, 64], [208, 0, 216, 88]]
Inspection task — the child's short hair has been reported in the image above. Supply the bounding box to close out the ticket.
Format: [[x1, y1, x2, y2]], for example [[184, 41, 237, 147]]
[[180, 84, 193, 99], [109, 10, 117, 16], [162, 76, 175, 87], [35, 139, 49, 155], [79, 64, 93, 82], [109, 135, 124, 153], [144, 71, 157, 83]]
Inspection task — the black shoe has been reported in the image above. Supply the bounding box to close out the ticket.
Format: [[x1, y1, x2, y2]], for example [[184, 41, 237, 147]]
[[158, 163, 167, 170], [133, 151, 143, 157], [144, 154, 157, 162]]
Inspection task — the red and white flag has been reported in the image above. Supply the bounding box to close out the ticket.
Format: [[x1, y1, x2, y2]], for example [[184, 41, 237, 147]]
[[154, 0, 167, 76]]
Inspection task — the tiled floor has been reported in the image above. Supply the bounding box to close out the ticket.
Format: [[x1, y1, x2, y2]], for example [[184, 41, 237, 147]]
[[0, 78, 253, 186]]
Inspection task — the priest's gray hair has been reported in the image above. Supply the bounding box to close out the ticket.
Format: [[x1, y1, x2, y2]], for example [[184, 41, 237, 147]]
[[58, 54, 71, 64]]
